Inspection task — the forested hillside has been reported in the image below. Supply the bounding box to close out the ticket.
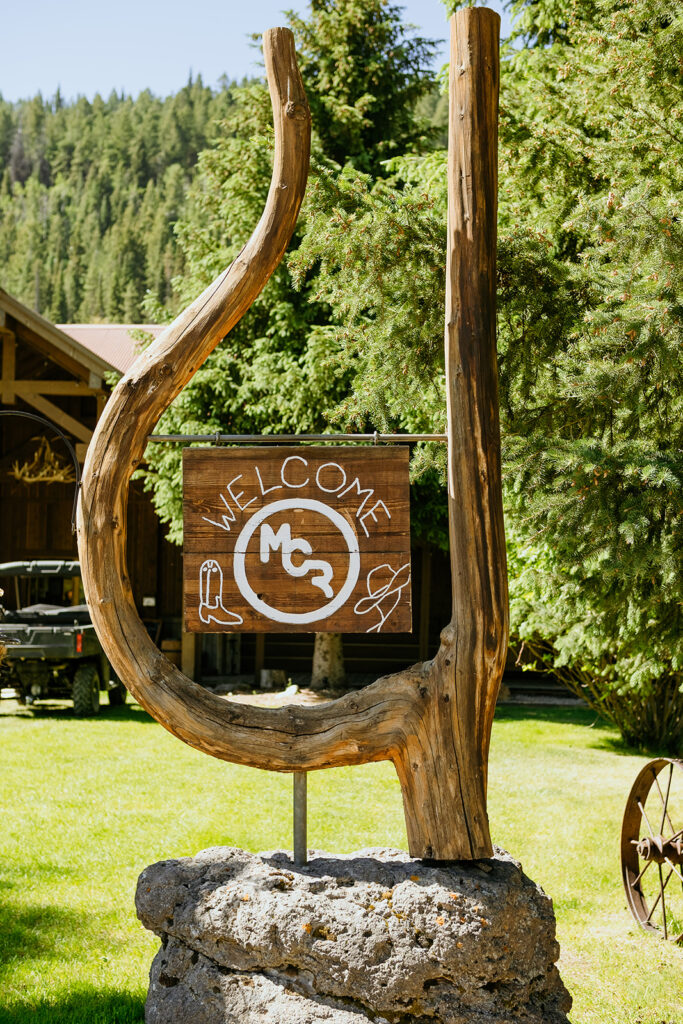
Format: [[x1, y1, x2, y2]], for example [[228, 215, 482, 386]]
[[0, 79, 236, 322]]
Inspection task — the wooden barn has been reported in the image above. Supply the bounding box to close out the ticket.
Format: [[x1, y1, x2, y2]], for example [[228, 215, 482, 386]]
[[0, 288, 451, 687], [0, 288, 183, 654]]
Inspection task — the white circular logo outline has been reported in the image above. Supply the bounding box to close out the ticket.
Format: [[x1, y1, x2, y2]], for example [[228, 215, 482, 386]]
[[233, 498, 360, 625]]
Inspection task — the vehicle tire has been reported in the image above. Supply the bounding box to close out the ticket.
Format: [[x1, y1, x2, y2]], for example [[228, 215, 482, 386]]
[[108, 678, 127, 706], [72, 663, 100, 716]]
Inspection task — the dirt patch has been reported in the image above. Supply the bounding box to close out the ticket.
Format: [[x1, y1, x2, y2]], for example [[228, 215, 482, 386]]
[[217, 685, 332, 709]]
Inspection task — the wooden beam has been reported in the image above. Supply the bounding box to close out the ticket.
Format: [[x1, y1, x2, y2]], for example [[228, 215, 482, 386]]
[[22, 392, 93, 443], [11, 380, 104, 396], [10, 320, 92, 383], [254, 633, 265, 684], [418, 544, 432, 661], [438, 6, 507, 839], [0, 287, 113, 379], [181, 631, 197, 681], [2, 331, 16, 404]]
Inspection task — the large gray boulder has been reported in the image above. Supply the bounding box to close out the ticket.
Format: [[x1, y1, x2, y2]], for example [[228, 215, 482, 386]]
[[136, 846, 571, 1024]]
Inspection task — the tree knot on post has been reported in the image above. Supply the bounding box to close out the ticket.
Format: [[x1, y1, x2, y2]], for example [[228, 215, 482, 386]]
[[440, 624, 456, 646], [286, 101, 308, 121]]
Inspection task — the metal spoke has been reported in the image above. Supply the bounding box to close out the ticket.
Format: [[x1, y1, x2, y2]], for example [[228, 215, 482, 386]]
[[653, 763, 675, 836], [638, 799, 656, 839], [659, 864, 668, 940], [644, 866, 674, 925], [664, 858, 683, 885], [645, 878, 664, 922], [633, 858, 653, 887]]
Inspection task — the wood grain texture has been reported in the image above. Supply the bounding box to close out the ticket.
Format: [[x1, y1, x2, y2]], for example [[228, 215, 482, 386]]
[[183, 447, 411, 633], [77, 12, 506, 861], [421, 5, 507, 857]]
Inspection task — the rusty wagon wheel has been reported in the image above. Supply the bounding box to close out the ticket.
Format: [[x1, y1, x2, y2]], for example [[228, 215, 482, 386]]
[[621, 758, 683, 942]]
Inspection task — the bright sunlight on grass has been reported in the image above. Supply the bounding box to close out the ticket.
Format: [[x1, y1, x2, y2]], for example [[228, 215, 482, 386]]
[[0, 700, 681, 1023]]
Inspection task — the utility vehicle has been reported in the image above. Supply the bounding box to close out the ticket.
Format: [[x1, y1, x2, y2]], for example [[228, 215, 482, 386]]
[[0, 560, 126, 714]]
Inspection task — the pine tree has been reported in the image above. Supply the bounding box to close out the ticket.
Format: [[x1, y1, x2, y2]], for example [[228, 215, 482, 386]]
[[0, 79, 236, 322], [287, 0, 438, 175], [138, 0, 439, 688], [293, 0, 683, 749], [141, 0, 438, 543]]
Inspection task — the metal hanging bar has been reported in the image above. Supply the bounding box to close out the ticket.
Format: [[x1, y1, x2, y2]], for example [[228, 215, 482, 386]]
[[147, 432, 447, 444]]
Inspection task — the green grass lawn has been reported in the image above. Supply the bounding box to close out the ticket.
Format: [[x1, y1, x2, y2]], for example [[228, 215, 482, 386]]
[[0, 698, 681, 1023]]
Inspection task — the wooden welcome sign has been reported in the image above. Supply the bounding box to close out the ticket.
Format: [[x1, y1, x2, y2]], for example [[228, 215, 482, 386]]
[[183, 447, 411, 633], [77, 11, 507, 862]]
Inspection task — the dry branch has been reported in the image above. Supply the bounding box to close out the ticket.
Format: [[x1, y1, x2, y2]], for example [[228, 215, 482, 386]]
[[77, 13, 507, 861]]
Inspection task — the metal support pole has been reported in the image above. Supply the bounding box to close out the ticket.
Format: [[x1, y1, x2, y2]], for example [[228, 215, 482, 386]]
[[293, 771, 308, 866]]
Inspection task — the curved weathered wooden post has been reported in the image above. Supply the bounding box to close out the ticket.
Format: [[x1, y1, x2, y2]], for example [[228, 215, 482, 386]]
[[78, 10, 506, 861]]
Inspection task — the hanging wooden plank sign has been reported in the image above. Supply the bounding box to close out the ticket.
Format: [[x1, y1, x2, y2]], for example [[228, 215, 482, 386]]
[[183, 446, 411, 633]]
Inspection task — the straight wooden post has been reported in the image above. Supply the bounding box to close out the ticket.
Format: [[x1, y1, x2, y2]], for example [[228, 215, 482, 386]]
[[254, 633, 265, 685], [444, 5, 507, 831], [181, 630, 197, 681], [391, 7, 506, 859]]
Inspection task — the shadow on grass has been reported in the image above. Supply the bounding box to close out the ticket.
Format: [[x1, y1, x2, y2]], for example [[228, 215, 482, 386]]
[[99, 703, 156, 724], [494, 704, 599, 728], [0, 701, 156, 724], [588, 731, 681, 759], [0, 861, 77, 890], [0, 899, 145, 1023], [495, 702, 681, 759], [0, 902, 85, 976], [0, 989, 144, 1024]]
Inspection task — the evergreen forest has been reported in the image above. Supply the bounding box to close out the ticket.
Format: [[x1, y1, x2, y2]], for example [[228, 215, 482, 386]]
[[0, 79, 237, 321], [1, 0, 681, 753]]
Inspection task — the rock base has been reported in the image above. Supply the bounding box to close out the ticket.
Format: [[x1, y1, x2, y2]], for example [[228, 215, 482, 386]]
[[136, 846, 571, 1024]]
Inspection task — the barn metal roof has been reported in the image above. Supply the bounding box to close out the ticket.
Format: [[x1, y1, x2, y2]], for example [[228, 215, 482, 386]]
[[0, 288, 115, 381], [56, 324, 164, 375]]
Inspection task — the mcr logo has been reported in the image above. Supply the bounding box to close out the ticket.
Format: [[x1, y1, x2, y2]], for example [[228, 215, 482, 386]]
[[259, 520, 334, 597], [183, 448, 412, 634]]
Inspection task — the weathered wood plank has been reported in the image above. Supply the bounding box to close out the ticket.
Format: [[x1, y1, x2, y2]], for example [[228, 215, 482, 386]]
[[184, 448, 411, 630], [183, 447, 411, 633], [181, 448, 413, 630]]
